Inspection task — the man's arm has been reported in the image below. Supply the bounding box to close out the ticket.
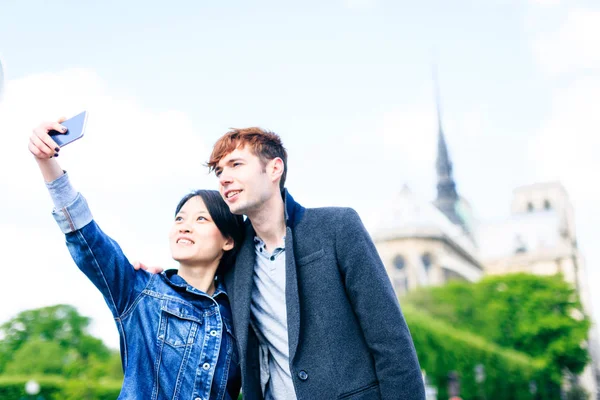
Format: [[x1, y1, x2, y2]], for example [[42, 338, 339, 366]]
[[335, 208, 425, 400]]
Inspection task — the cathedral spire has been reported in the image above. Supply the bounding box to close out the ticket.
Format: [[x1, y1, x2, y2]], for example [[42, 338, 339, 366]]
[[432, 67, 462, 227]]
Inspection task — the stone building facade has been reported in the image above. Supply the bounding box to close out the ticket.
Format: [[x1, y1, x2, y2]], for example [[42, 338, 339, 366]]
[[372, 97, 598, 396]]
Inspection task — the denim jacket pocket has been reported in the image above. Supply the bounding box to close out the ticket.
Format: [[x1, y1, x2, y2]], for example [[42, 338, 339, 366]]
[[157, 299, 203, 348]]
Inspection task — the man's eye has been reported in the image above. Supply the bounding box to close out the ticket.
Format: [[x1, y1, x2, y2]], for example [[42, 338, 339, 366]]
[[215, 170, 222, 177]]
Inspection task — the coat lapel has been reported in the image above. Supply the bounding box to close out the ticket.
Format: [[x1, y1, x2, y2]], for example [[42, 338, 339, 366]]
[[231, 191, 305, 368], [282, 190, 304, 364], [285, 226, 301, 363], [232, 222, 257, 368]]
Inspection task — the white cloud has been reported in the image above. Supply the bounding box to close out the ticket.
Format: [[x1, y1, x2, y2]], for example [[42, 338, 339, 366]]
[[2, 69, 211, 191], [0, 56, 5, 103], [533, 9, 600, 76], [381, 108, 437, 164], [529, 74, 600, 321], [531, 76, 600, 187], [527, 1, 600, 324], [0, 69, 216, 348]]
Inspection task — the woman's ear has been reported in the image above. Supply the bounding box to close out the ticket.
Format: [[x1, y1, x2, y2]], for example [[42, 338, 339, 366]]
[[222, 237, 234, 252]]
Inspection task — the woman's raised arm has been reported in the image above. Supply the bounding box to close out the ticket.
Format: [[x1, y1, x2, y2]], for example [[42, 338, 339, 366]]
[[29, 118, 148, 318]]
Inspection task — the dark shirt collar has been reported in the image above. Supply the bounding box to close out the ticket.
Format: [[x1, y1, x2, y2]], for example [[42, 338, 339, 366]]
[[282, 188, 305, 228]]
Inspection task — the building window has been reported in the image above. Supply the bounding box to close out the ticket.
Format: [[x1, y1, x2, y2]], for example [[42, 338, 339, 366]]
[[393, 277, 409, 294], [393, 255, 406, 270], [527, 202, 534, 212], [421, 253, 432, 272], [514, 235, 527, 254], [544, 199, 552, 210], [442, 268, 466, 282]]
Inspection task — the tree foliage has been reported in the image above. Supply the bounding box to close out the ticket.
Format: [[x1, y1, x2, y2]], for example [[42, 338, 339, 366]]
[[3, 339, 67, 376], [403, 304, 549, 400], [0, 304, 122, 380], [404, 273, 591, 384], [0, 376, 121, 400]]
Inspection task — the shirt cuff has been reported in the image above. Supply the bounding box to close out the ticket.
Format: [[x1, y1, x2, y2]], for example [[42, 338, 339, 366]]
[[51, 193, 94, 234], [46, 171, 78, 210]]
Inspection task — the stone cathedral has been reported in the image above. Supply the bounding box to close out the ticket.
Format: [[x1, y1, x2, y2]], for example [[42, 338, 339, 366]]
[[372, 100, 599, 395]]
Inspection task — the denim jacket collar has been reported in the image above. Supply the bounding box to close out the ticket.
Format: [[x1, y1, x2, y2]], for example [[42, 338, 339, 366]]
[[163, 269, 228, 298]]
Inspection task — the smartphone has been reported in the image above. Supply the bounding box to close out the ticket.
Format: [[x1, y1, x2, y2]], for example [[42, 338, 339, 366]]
[[49, 111, 88, 147]]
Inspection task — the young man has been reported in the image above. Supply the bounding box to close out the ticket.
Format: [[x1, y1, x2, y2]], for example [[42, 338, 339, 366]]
[[139, 128, 425, 399], [209, 128, 425, 400]]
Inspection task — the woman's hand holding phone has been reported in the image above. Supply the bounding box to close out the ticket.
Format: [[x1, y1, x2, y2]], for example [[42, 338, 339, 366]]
[[29, 118, 68, 182], [29, 118, 67, 160]]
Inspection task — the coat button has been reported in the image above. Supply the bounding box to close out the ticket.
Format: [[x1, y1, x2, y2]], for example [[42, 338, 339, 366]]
[[298, 370, 308, 381]]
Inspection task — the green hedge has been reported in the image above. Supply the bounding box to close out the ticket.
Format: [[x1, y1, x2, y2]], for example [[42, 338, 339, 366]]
[[3, 305, 558, 400], [0, 376, 121, 400], [403, 304, 557, 400], [0, 376, 244, 400]]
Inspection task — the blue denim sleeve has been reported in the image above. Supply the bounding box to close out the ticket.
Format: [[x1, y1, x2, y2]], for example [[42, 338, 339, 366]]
[[51, 185, 147, 318]]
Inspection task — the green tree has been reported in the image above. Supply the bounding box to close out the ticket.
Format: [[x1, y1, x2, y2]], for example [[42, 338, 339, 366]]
[[0, 304, 121, 380], [405, 273, 591, 384], [1, 304, 91, 354], [86, 351, 123, 380], [3, 339, 68, 375]]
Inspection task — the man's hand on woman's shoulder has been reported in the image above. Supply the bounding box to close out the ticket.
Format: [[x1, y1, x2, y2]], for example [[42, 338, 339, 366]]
[[132, 261, 164, 274]]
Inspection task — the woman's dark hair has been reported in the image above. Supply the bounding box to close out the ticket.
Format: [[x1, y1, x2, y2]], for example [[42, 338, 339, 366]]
[[175, 190, 244, 275]]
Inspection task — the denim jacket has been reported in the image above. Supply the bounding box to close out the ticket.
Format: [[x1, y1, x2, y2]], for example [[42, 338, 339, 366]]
[[51, 187, 241, 400]]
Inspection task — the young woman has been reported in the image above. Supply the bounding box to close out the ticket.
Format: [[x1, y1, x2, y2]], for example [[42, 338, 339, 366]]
[[29, 119, 244, 400]]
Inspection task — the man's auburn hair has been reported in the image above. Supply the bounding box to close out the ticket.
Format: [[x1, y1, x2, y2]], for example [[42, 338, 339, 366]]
[[208, 127, 288, 190]]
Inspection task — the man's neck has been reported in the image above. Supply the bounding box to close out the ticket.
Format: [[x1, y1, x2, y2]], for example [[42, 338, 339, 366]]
[[248, 191, 287, 251]]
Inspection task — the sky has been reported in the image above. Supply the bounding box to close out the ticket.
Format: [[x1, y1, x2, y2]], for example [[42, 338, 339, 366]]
[[0, 0, 599, 349]]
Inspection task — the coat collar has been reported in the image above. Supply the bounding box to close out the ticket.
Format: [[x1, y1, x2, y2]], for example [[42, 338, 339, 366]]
[[241, 188, 305, 233], [282, 188, 305, 229]]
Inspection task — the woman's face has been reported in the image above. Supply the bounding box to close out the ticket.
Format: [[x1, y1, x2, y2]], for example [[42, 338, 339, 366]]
[[169, 196, 233, 266]]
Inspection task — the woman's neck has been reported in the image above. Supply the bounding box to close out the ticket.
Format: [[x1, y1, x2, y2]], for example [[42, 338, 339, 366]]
[[177, 262, 219, 295]]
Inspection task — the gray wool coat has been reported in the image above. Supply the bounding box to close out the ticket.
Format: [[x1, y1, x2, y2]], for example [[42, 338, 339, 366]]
[[224, 190, 425, 400]]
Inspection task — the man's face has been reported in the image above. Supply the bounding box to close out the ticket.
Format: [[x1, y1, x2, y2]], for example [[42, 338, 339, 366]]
[[215, 146, 276, 216]]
